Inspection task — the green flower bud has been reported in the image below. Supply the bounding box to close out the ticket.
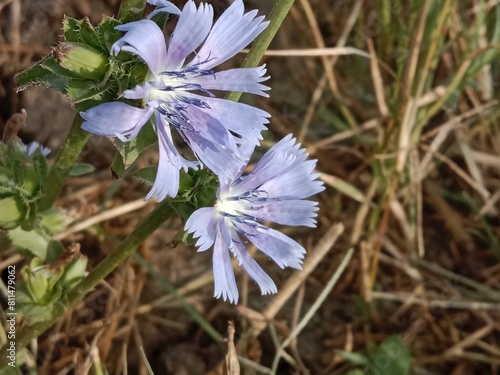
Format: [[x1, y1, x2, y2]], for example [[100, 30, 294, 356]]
[[21, 259, 63, 306], [59, 256, 88, 290], [55, 42, 108, 80], [0, 196, 28, 230], [20, 161, 39, 196]]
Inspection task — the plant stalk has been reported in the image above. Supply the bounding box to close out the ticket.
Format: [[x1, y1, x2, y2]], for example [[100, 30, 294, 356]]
[[0, 199, 176, 367], [226, 0, 296, 102], [38, 115, 90, 212]]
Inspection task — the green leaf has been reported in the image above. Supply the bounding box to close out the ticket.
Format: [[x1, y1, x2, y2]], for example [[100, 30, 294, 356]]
[[338, 351, 369, 366], [347, 371, 366, 375], [111, 122, 157, 177], [368, 336, 411, 375], [15, 58, 69, 92], [69, 163, 95, 177], [132, 167, 157, 186], [8, 227, 63, 261]]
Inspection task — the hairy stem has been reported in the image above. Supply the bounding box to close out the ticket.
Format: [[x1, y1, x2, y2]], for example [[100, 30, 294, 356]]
[[38, 115, 90, 212]]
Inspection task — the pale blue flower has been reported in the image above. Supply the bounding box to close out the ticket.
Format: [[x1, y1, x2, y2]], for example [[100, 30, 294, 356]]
[[81, 0, 270, 201], [185, 135, 325, 303], [19, 141, 50, 157]]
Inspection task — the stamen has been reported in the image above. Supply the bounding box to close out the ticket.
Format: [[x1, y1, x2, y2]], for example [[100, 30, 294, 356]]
[[178, 97, 211, 109], [232, 172, 254, 186]]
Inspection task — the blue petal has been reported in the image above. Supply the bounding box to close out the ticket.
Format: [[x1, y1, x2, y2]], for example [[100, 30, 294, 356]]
[[246, 226, 306, 269], [190, 66, 270, 97], [180, 107, 245, 183], [184, 95, 269, 146], [234, 134, 306, 193], [213, 223, 239, 303], [147, 0, 181, 17], [145, 116, 198, 201], [164, 1, 213, 70], [20, 141, 50, 157], [260, 160, 325, 199], [244, 200, 319, 227], [229, 228, 277, 295], [81, 102, 153, 140], [185, 207, 218, 251], [192, 0, 268, 70], [113, 20, 167, 73]]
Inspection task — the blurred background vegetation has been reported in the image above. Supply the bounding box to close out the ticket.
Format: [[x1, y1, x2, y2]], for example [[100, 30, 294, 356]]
[[1, 0, 500, 374]]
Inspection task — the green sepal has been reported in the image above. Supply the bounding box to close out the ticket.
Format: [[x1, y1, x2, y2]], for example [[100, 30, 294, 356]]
[[96, 17, 123, 52], [79, 18, 102, 50], [21, 259, 64, 306], [40, 209, 67, 234], [20, 203, 38, 231], [187, 168, 218, 208], [59, 256, 88, 290], [171, 228, 196, 247], [131, 167, 198, 200], [31, 151, 49, 184], [19, 161, 39, 196], [149, 10, 170, 29], [63, 16, 83, 43], [67, 79, 117, 111], [41, 55, 83, 79]]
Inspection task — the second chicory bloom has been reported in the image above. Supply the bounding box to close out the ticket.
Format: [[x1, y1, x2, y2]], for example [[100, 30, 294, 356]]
[[20, 141, 50, 157], [81, 0, 270, 201], [185, 135, 325, 303]]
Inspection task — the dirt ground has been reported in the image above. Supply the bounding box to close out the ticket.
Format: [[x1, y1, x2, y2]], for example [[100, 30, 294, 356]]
[[1, 0, 500, 374]]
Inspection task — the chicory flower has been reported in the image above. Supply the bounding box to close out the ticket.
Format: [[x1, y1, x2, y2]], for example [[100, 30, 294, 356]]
[[185, 135, 325, 303], [81, 0, 270, 201]]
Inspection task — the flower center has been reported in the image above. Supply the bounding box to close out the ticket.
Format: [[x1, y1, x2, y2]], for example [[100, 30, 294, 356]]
[[216, 188, 281, 227]]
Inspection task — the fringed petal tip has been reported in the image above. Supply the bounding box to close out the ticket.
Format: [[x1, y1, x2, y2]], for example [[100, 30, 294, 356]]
[[147, 0, 181, 17]]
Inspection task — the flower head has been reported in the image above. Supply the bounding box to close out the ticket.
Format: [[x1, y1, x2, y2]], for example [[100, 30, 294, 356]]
[[81, 0, 270, 201], [185, 135, 325, 303], [19, 141, 50, 157]]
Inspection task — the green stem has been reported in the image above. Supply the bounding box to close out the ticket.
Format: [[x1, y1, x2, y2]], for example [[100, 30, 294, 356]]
[[118, 0, 147, 22], [226, 0, 296, 102], [67, 199, 175, 304], [38, 115, 90, 212], [1, 0, 297, 368], [0, 199, 177, 368]]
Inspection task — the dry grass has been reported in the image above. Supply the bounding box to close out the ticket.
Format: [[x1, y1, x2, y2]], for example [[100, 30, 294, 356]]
[[1, 0, 500, 374]]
